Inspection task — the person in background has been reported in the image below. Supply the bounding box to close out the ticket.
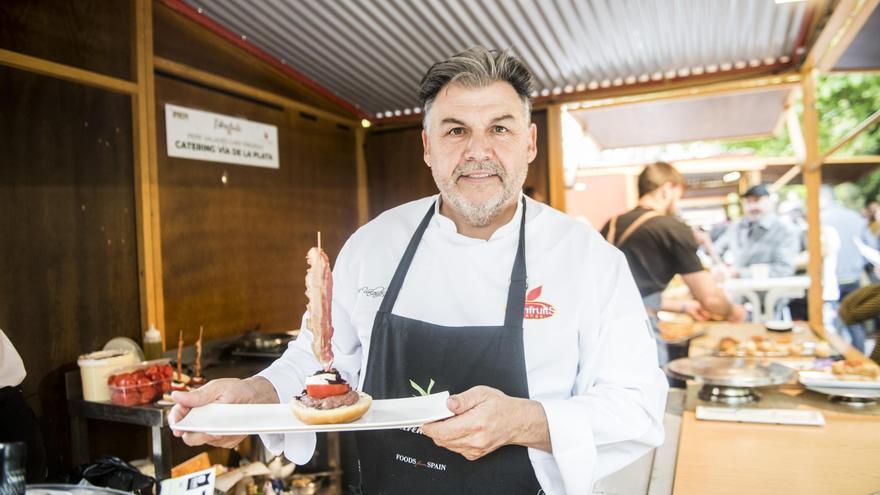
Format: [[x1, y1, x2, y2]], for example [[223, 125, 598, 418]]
[[822, 186, 876, 352], [838, 284, 880, 361], [863, 198, 880, 284], [865, 198, 880, 238], [715, 184, 799, 279], [600, 162, 745, 371], [0, 329, 46, 483]]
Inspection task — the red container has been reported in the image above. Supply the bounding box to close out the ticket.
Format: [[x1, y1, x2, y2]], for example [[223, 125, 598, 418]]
[[107, 359, 173, 406]]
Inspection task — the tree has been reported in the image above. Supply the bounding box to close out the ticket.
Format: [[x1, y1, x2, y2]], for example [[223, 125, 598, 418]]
[[721, 73, 880, 202]]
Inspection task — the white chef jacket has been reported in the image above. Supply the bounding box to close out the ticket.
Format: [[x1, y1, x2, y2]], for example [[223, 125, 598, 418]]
[[259, 195, 668, 494], [1, 329, 26, 388]]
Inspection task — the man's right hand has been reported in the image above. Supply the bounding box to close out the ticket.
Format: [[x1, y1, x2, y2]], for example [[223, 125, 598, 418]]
[[726, 304, 747, 323], [170, 376, 278, 448]]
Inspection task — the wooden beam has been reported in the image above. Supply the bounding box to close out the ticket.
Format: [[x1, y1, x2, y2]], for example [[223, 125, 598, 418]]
[[371, 71, 802, 129], [737, 172, 750, 196], [786, 102, 807, 165], [801, 70, 825, 338], [821, 108, 880, 161], [154, 56, 360, 128], [769, 165, 802, 192], [805, 0, 880, 72], [771, 98, 808, 193], [546, 104, 567, 211], [0, 48, 138, 95], [355, 127, 369, 226], [133, 0, 166, 347], [765, 154, 880, 166]]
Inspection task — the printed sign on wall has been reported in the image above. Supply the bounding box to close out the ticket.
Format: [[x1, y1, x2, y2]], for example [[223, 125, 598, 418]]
[[165, 103, 279, 168]]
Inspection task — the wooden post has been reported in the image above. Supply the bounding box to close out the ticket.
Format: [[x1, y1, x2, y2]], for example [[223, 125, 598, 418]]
[[737, 173, 750, 196], [546, 104, 567, 212], [133, 0, 166, 347], [801, 70, 825, 337], [355, 127, 370, 225]]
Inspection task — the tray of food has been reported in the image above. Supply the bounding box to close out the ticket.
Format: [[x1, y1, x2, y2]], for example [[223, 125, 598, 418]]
[[173, 234, 456, 434], [712, 336, 833, 358], [171, 391, 453, 434], [799, 358, 880, 390]]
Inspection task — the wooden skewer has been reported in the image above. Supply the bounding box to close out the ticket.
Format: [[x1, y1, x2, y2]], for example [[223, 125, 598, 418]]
[[195, 326, 204, 379], [317, 231, 321, 250], [176, 330, 183, 381]]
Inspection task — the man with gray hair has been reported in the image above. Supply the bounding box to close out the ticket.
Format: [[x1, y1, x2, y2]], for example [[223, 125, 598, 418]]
[[172, 47, 667, 494]]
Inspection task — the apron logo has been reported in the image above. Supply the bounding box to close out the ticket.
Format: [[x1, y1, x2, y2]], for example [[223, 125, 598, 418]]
[[395, 453, 447, 471], [409, 378, 435, 396], [523, 286, 556, 319]]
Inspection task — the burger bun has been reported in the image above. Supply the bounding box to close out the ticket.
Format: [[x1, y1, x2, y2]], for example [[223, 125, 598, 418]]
[[290, 392, 372, 425]]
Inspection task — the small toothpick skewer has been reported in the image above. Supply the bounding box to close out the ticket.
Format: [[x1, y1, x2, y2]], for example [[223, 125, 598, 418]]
[[176, 330, 183, 381], [317, 231, 321, 251], [195, 326, 203, 379]]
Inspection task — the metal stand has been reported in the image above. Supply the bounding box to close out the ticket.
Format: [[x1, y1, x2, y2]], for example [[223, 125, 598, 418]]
[[698, 384, 760, 404], [65, 371, 173, 480], [827, 394, 877, 407]]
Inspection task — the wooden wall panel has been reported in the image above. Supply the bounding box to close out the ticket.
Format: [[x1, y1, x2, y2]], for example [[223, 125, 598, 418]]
[[0, 0, 132, 80], [156, 75, 358, 344], [153, 3, 352, 117], [364, 126, 435, 218], [364, 109, 551, 219], [0, 67, 141, 475]]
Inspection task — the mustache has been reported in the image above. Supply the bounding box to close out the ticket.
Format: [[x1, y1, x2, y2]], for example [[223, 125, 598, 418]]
[[454, 161, 505, 180]]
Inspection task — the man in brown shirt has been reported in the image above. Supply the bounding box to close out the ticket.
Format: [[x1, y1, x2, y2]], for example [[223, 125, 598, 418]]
[[601, 163, 744, 370]]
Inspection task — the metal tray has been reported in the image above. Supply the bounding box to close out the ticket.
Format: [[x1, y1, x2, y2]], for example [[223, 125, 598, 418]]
[[666, 356, 796, 387]]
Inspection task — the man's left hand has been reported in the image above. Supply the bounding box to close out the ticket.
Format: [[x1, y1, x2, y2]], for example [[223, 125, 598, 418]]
[[421, 385, 550, 461]]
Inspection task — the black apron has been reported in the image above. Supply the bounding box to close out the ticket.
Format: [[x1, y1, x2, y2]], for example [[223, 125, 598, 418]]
[[356, 198, 543, 495]]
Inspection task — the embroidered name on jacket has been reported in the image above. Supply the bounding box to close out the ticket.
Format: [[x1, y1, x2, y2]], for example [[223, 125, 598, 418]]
[[358, 286, 386, 298], [523, 286, 556, 319]]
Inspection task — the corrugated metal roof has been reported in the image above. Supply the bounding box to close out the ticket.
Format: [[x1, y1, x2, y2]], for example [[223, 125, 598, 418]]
[[182, 0, 809, 119]]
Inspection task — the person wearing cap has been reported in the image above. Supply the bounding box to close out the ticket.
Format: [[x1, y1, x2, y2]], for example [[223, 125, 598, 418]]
[[715, 184, 799, 280]]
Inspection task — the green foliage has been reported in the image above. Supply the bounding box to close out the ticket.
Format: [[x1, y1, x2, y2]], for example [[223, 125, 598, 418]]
[[720, 73, 880, 157], [721, 73, 880, 203]]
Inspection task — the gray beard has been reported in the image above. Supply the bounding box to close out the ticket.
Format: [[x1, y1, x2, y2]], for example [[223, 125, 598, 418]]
[[434, 160, 527, 227]]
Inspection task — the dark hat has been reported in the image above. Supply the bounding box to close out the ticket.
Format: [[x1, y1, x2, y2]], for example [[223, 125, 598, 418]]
[[743, 184, 770, 198]]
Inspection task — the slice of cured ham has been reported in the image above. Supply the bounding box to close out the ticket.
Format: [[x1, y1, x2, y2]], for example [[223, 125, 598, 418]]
[[305, 241, 334, 370]]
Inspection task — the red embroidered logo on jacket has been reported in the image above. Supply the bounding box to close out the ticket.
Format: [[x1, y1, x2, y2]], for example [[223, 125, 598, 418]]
[[523, 286, 556, 319]]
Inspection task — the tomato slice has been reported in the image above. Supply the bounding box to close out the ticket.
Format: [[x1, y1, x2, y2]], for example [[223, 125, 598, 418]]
[[306, 383, 350, 399]]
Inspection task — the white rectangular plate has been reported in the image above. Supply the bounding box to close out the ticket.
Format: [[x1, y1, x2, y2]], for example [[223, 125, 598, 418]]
[[696, 406, 825, 426], [171, 392, 454, 434], [798, 371, 880, 390]]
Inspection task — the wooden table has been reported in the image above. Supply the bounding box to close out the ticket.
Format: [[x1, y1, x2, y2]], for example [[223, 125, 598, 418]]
[[671, 322, 880, 495], [687, 321, 820, 358], [673, 386, 880, 494]]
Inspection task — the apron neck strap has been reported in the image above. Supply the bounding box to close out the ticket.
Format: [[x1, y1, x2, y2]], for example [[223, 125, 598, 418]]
[[504, 197, 528, 327], [379, 197, 529, 329], [377, 200, 436, 314]]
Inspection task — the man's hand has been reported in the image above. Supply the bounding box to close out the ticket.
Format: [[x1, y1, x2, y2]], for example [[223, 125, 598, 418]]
[[726, 304, 747, 323], [420, 386, 550, 461], [681, 300, 710, 321], [170, 376, 278, 448]]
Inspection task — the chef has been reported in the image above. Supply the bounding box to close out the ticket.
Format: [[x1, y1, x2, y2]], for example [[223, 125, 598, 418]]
[[171, 47, 668, 494]]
